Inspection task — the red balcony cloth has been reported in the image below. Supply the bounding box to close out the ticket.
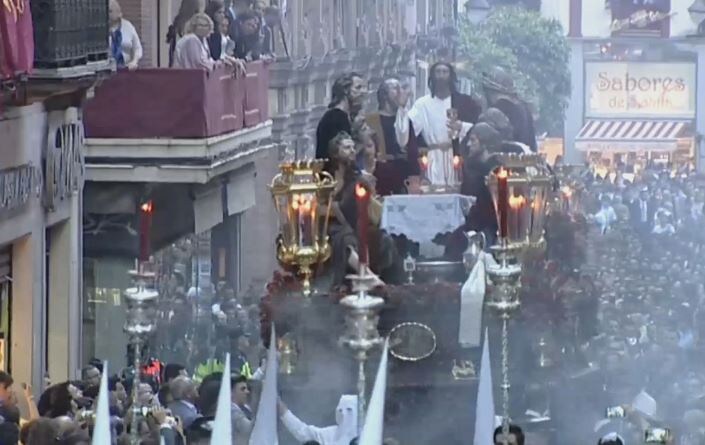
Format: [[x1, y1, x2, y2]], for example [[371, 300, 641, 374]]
[[84, 63, 268, 139], [0, 0, 34, 80]]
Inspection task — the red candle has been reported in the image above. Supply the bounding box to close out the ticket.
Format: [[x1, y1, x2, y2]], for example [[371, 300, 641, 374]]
[[139, 200, 153, 262], [419, 154, 429, 171], [356, 183, 370, 265], [497, 168, 509, 239]]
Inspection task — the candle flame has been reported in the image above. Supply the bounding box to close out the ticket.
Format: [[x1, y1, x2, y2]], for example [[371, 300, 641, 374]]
[[453, 155, 461, 168], [497, 167, 508, 179], [141, 201, 153, 213], [561, 185, 573, 198], [509, 195, 526, 209], [420, 155, 429, 166], [290, 194, 313, 212], [356, 184, 368, 198]]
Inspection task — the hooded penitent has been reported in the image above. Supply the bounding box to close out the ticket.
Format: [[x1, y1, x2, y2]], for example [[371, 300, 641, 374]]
[[281, 394, 359, 445]]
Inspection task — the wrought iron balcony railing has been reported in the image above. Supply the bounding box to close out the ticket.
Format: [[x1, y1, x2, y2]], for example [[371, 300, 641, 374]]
[[31, 0, 109, 69]]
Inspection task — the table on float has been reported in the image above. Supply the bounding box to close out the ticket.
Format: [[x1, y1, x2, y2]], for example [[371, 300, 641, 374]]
[[380, 194, 475, 258]]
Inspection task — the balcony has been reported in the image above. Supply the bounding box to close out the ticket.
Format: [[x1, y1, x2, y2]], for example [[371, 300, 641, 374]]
[[30, 0, 112, 79], [83, 61, 272, 184]]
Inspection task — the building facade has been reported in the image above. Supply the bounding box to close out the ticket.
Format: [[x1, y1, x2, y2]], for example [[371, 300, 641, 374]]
[[0, 0, 111, 389], [542, 0, 705, 171], [76, 0, 456, 368]]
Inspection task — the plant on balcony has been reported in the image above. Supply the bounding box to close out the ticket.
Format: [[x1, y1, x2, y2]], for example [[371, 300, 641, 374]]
[[458, 6, 570, 136]]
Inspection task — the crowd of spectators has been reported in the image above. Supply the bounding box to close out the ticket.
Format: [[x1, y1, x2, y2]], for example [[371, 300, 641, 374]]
[[109, 0, 286, 72]]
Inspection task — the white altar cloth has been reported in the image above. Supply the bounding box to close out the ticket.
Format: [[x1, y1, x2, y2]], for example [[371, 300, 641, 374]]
[[380, 194, 475, 257]]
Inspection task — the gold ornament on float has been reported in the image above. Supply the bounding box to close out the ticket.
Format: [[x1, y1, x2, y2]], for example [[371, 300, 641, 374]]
[[269, 160, 336, 296]]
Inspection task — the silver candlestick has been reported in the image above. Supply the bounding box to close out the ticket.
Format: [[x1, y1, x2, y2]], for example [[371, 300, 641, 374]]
[[123, 268, 159, 445], [486, 241, 522, 445], [403, 254, 416, 284], [339, 269, 385, 436]]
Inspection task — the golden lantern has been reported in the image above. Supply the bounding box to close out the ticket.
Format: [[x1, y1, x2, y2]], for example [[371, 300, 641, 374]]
[[487, 153, 554, 252], [269, 160, 336, 296]]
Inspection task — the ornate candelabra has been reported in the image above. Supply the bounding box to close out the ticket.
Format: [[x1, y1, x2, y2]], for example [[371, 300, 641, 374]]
[[339, 271, 385, 436], [486, 154, 553, 444], [123, 268, 159, 445], [270, 160, 336, 296]]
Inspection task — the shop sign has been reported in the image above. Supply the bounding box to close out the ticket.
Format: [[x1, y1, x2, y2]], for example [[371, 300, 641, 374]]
[[610, 10, 673, 34], [45, 123, 85, 211], [585, 62, 696, 119], [0, 164, 42, 216]]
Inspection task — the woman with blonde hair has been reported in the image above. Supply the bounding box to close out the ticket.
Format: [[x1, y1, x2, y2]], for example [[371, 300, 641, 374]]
[[173, 12, 245, 73]]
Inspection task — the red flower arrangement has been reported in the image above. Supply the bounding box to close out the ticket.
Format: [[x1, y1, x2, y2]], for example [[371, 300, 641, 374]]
[[259, 270, 304, 347]]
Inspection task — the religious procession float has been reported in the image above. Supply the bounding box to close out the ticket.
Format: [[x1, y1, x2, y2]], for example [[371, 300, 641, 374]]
[[260, 155, 607, 444]]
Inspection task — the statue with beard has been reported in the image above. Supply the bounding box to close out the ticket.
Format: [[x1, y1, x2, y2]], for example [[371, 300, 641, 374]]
[[397, 62, 482, 186], [482, 66, 538, 152], [316, 73, 366, 172]]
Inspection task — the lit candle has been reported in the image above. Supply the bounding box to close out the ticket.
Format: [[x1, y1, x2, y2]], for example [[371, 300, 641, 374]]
[[561, 185, 572, 212], [356, 182, 370, 266], [453, 155, 462, 185], [497, 168, 509, 239], [299, 198, 312, 246], [139, 200, 153, 262], [509, 194, 526, 241]]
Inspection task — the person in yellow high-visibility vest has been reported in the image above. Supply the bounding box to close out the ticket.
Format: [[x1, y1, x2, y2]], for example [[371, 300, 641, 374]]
[[193, 358, 225, 383]]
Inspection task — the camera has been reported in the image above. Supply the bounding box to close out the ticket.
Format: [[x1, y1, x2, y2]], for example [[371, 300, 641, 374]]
[[141, 406, 158, 417], [605, 405, 626, 418], [645, 428, 671, 444], [75, 409, 95, 423]]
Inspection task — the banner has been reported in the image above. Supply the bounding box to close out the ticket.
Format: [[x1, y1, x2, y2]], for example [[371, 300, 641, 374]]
[[585, 62, 696, 119], [0, 0, 34, 79]]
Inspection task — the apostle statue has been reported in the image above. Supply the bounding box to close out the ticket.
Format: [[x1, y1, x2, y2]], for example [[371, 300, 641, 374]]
[[365, 77, 420, 195], [398, 62, 482, 187], [482, 66, 538, 153]]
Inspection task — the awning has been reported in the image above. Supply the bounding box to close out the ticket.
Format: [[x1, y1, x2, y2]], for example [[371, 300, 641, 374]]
[[575, 120, 689, 152]]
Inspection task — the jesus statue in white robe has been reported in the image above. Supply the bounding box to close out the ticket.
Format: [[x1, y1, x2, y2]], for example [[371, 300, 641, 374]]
[[397, 62, 481, 187]]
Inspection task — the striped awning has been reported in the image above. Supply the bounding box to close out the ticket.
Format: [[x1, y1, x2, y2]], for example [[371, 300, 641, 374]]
[[575, 120, 688, 152]]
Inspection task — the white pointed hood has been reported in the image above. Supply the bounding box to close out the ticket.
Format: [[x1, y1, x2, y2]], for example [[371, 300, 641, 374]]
[[249, 325, 279, 445], [211, 353, 232, 444], [474, 329, 496, 445], [334, 394, 359, 444], [92, 362, 111, 445], [359, 339, 389, 445]]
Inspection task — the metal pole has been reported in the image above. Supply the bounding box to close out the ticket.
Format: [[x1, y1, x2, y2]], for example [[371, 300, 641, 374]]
[[501, 317, 510, 445], [357, 358, 366, 437], [129, 340, 142, 445]]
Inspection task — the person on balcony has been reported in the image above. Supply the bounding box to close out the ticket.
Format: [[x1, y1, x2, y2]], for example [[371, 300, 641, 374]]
[[231, 10, 262, 61], [397, 62, 482, 187], [205, 1, 227, 60], [225, 0, 253, 38], [173, 13, 245, 73], [261, 6, 288, 60], [315, 73, 366, 171], [168, 0, 207, 67], [108, 0, 143, 70]]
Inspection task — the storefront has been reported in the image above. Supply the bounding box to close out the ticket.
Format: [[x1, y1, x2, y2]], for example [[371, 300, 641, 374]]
[[574, 43, 697, 174]]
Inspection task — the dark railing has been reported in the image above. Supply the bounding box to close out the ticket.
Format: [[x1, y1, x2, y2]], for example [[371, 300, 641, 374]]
[[84, 62, 269, 139], [31, 0, 109, 68]]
